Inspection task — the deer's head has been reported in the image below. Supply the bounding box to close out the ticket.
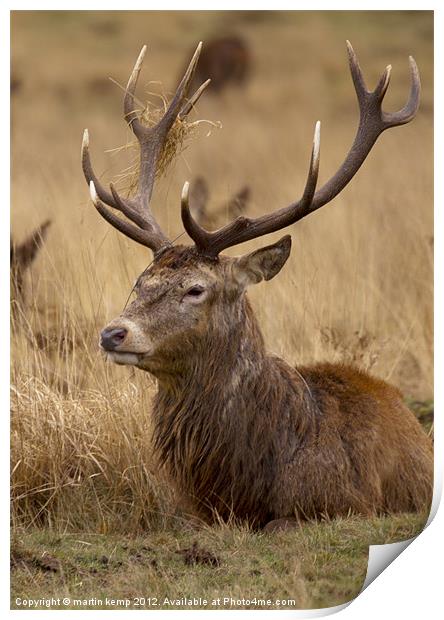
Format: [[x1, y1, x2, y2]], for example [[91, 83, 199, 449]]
[[82, 42, 420, 377], [98, 239, 290, 375]]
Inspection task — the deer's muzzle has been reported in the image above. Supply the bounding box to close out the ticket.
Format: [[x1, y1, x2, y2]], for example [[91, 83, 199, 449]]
[[100, 327, 128, 351]]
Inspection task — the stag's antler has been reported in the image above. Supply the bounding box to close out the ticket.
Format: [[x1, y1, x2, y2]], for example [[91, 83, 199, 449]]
[[181, 41, 420, 258], [82, 43, 210, 254]]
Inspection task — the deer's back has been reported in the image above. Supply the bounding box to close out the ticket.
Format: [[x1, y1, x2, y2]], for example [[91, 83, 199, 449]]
[[273, 361, 433, 519]]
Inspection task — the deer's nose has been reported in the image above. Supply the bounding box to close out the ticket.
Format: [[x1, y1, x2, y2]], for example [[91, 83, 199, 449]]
[[100, 327, 128, 351]]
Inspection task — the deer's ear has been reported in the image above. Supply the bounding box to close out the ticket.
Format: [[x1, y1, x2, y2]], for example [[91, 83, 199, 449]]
[[230, 235, 292, 289], [15, 220, 51, 269]]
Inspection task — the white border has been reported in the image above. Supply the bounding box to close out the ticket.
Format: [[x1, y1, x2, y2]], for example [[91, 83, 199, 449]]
[[4, 3, 441, 619]]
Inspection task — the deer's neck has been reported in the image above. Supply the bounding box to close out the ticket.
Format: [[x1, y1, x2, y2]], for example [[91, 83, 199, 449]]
[[151, 298, 309, 524], [156, 297, 267, 398]]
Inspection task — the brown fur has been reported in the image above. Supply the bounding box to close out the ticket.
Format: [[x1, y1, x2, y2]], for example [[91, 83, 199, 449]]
[[101, 245, 433, 528]]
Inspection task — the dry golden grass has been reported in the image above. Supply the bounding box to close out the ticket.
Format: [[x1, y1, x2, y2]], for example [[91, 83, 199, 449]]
[[11, 10, 433, 539]]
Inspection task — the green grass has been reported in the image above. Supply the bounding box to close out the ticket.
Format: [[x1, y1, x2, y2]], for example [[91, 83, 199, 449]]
[[11, 513, 428, 610], [407, 398, 434, 435]]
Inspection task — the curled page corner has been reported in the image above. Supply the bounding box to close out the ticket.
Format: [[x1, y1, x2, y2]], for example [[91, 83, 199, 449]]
[[360, 484, 440, 594], [305, 490, 440, 616], [360, 537, 415, 592]]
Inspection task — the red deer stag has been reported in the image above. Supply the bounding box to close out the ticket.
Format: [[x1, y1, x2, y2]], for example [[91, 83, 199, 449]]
[[189, 176, 250, 230], [82, 42, 433, 530], [181, 36, 250, 94]]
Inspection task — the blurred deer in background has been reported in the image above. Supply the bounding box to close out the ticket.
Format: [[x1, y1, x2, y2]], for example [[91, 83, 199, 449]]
[[10, 221, 77, 393], [10, 220, 51, 326], [189, 176, 250, 230], [10, 75, 23, 96], [82, 42, 433, 530], [181, 36, 250, 94]]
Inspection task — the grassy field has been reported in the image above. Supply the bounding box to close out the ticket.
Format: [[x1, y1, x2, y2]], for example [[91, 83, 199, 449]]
[[11, 513, 428, 610], [10, 10, 433, 610]]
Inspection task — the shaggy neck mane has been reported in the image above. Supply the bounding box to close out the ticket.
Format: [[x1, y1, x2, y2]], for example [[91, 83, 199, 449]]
[[152, 297, 313, 525]]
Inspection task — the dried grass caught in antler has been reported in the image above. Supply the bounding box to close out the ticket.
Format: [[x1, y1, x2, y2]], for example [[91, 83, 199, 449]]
[[108, 81, 221, 197]]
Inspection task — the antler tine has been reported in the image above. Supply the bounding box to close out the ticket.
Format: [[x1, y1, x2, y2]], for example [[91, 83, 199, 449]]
[[109, 183, 152, 229], [374, 64, 392, 102], [183, 42, 420, 257], [181, 121, 321, 257], [309, 42, 420, 209], [89, 182, 166, 252], [179, 79, 212, 119], [300, 120, 321, 207], [189, 176, 210, 222], [346, 40, 369, 107], [382, 56, 420, 127], [124, 45, 147, 136], [82, 128, 161, 231], [158, 42, 203, 132], [82, 129, 118, 208], [181, 181, 208, 249], [126, 42, 203, 213], [82, 43, 206, 254]]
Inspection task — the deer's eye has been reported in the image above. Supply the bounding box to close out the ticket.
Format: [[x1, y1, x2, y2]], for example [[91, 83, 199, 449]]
[[185, 285, 205, 297]]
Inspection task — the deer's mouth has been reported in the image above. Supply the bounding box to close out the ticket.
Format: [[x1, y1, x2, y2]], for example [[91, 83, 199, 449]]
[[99, 321, 153, 366], [105, 350, 148, 366]]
